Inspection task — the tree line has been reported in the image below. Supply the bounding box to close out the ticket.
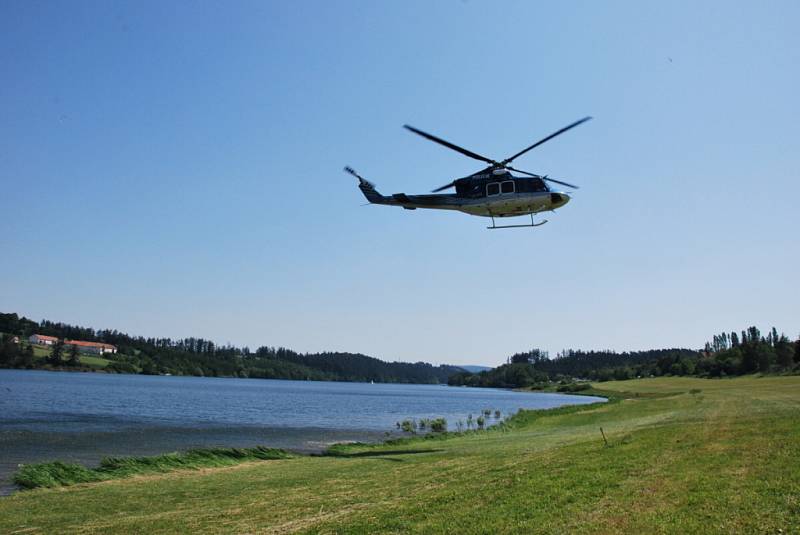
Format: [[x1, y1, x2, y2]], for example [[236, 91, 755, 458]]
[[0, 312, 462, 383], [449, 326, 799, 388]]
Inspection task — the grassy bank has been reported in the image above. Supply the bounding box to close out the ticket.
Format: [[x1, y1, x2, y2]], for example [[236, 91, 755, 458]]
[[1, 376, 798, 533], [30, 344, 113, 369], [13, 447, 292, 490]]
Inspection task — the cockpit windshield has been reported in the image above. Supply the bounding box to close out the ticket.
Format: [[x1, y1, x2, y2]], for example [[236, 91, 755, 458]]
[[516, 177, 548, 193]]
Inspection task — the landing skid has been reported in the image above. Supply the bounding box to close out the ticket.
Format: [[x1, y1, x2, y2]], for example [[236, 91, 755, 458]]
[[487, 213, 548, 230]]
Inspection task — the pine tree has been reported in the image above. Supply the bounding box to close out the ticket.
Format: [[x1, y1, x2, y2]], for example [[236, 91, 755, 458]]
[[22, 345, 34, 367], [731, 332, 739, 347], [49, 339, 64, 365], [67, 344, 80, 366]]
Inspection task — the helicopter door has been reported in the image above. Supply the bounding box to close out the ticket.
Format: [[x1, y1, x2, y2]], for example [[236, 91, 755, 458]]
[[486, 182, 500, 196], [500, 181, 515, 194]]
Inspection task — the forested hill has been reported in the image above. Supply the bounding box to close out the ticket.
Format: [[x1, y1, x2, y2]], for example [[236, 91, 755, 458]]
[[0, 312, 462, 384], [449, 327, 799, 388], [447, 348, 700, 388], [521, 348, 701, 379]]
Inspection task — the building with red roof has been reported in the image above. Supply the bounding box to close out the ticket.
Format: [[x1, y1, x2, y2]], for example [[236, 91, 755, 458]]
[[28, 334, 59, 346], [64, 340, 117, 355]]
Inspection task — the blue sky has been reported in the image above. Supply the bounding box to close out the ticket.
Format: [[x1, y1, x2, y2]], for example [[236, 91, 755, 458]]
[[1, 1, 798, 366]]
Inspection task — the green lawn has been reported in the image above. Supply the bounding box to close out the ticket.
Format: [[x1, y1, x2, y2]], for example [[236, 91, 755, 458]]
[[0, 376, 798, 534], [30, 344, 111, 368]]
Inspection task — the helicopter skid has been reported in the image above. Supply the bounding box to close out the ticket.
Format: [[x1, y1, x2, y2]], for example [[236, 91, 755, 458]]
[[487, 213, 548, 229], [487, 221, 548, 229]]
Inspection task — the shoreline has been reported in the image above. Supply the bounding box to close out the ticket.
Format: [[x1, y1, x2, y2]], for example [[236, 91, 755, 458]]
[[3, 393, 610, 495], [0, 365, 450, 385], [1, 369, 606, 495]]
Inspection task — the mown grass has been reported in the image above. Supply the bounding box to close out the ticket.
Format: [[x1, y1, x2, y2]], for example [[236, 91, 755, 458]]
[[30, 345, 112, 368], [1, 376, 798, 534], [13, 447, 292, 489]]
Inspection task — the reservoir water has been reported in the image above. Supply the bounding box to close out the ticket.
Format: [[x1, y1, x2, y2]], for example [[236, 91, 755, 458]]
[[0, 369, 604, 493]]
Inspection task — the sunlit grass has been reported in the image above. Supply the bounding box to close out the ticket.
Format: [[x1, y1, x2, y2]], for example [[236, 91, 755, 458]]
[[29, 344, 111, 368], [1, 376, 798, 534], [13, 447, 292, 490]]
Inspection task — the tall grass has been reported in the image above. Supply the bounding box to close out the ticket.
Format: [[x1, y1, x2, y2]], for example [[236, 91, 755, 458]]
[[14, 446, 292, 490]]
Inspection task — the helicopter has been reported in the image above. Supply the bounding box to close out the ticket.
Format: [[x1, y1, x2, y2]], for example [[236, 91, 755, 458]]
[[345, 116, 591, 229]]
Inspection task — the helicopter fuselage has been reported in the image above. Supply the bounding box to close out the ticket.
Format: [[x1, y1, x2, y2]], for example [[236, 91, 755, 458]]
[[358, 174, 570, 218]]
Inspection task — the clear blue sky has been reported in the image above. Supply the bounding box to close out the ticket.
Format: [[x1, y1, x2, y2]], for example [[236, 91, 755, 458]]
[[2, 1, 798, 366]]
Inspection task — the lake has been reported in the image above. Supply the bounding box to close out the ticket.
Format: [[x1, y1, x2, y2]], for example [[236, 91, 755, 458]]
[[0, 369, 604, 493]]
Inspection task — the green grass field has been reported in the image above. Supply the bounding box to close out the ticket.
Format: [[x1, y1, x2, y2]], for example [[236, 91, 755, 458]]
[[1, 376, 798, 534], [30, 344, 112, 368]]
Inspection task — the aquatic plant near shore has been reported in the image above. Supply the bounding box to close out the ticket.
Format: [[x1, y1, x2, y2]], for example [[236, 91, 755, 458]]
[[429, 418, 447, 433], [400, 419, 417, 434], [13, 446, 292, 490]]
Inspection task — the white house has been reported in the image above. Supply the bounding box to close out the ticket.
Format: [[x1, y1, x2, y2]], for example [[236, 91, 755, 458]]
[[29, 334, 58, 346]]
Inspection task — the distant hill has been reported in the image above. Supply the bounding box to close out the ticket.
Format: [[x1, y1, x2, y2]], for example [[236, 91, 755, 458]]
[[0, 312, 463, 384], [458, 365, 493, 373]]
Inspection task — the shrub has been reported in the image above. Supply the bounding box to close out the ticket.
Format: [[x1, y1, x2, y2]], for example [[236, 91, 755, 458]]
[[106, 361, 138, 374], [429, 418, 447, 433], [557, 383, 591, 393]]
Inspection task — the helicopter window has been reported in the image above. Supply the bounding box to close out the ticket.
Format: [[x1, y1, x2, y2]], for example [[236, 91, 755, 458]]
[[486, 183, 500, 196], [501, 181, 515, 194]]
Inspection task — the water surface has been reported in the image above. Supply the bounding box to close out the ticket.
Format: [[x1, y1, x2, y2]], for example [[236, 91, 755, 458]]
[[0, 369, 604, 493]]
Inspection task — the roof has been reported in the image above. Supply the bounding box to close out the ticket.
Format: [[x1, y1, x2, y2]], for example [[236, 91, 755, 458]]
[[32, 334, 59, 342], [65, 340, 117, 350]]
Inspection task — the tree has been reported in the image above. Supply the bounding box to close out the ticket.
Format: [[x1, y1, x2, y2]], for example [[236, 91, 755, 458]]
[[0, 337, 20, 367], [21, 345, 34, 368], [67, 344, 80, 366], [49, 339, 65, 365], [755, 344, 775, 373], [740, 349, 756, 373], [775, 336, 793, 368], [747, 326, 761, 344]]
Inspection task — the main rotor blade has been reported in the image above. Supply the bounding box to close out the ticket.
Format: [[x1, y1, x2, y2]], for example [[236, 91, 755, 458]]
[[505, 166, 541, 178], [431, 181, 456, 192], [541, 176, 580, 190], [508, 166, 580, 190], [502, 116, 592, 164], [404, 125, 497, 165]]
